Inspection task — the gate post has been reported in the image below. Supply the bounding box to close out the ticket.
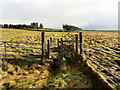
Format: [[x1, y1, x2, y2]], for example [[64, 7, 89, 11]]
[[47, 40, 50, 59], [57, 39, 59, 48], [4, 42, 6, 58], [72, 38, 74, 56], [60, 38, 63, 59], [50, 37, 52, 46], [75, 34, 78, 55], [42, 32, 45, 59], [57, 39, 60, 56], [79, 32, 82, 55]]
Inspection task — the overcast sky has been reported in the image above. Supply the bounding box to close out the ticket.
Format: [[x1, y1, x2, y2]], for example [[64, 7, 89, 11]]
[[0, 0, 119, 30]]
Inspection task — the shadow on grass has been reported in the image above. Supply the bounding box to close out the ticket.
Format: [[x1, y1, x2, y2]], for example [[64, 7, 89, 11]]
[[2, 57, 44, 68], [64, 54, 113, 89]]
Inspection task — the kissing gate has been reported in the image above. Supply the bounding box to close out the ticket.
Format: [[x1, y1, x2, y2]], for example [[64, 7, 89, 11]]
[[0, 32, 120, 89], [55, 32, 120, 89]]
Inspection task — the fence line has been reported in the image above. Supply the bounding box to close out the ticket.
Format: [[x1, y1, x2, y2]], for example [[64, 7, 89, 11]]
[[1, 31, 120, 88], [82, 43, 120, 58], [79, 32, 120, 88], [56, 32, 120, 88], [0, 41, 43, 44], [0, 50, 42, 54], [0, 46, 42, 50], [87, 61, 119, 87], [0, 32, 45, 59], [82, 49, 120, 69]]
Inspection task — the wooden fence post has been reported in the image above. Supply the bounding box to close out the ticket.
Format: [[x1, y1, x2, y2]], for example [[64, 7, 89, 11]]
[[79, 32, 82, 54], [60, 38, 63, 59], [50, 38, 52, 46], [72, 38, 74, 56], [75, 34, 78, 55], [4, 42, 6, 58], [57, 39, 60, 56], [47, 40, 50, 59], [42, 32, 45, 59], [57, 39, 59, 48]]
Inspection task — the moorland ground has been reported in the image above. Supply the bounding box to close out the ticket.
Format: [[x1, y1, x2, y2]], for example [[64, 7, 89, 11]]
[[0, 28, 119, 88]]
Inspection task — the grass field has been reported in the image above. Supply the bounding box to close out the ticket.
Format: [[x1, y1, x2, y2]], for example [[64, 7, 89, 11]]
[[1, 28, 119, 58], [1, 28, 119, 89], [1, 28, 119, 49]]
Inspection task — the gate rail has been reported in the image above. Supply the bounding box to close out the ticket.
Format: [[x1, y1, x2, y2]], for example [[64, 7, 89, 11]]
[[57, 32, 120, 88], [81, 43, 120, 88], [0, 41, 43, 58], [0, 32, 45, 59]]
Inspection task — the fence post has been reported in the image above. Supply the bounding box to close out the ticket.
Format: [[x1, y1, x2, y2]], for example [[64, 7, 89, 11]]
[[72, 38, 74, 56], [75, 34, 78, 55], [79, 32, 82, 54], [57, 39, 60, 56], [50, 37, 52, 46], [42, 32, 45, 59], [47, 40, 50, 59], [10, 40, 12, 46], [60, 38, 63, 59], [57, 39, 59, 48], [4, 42, 6, 58]]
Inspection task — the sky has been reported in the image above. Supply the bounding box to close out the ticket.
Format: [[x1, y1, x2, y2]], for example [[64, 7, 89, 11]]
[[0, 0, 119, 30]]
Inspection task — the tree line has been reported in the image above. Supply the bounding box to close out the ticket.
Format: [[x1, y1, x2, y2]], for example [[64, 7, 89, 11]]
[[63, 24, 82, 32], [2, 22, 44, 29], [1, 22, 82, 32]]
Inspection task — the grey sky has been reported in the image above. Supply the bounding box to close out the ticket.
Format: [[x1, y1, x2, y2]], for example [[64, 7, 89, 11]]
[[0, 0, 119, 30]]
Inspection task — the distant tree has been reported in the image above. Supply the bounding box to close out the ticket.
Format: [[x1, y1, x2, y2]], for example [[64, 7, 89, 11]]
[[31, 22, 38, 29], [15, 24, 22, 29], [9, 24, 13, 28], [3, 24, 8, 28], [63, 24, 71, 32], [8, 24, 31, 29], [26, 25, 32, 29], [36, 22, 38, 30], [5, 23, 39, 29], [0, 24, 3, 28], [40, 23, 44, 29], [63, 24, 82, 32]]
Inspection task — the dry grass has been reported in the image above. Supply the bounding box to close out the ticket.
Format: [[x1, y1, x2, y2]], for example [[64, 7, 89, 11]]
[[1, 28, 119, 89]]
